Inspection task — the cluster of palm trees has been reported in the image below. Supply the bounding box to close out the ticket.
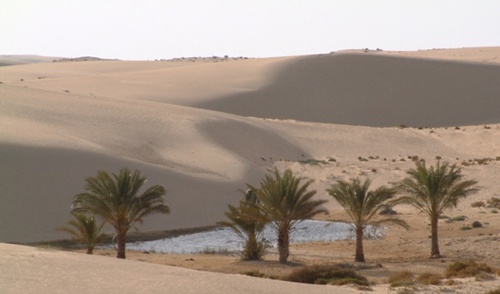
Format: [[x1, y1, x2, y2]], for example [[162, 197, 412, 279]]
[[58, 168, 170, 259], [219, 160, 478, 263], [59, 160, 477, 263]]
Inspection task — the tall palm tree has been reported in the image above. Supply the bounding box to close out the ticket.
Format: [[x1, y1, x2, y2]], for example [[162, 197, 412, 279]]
[[217, 191, 267, 260], [247, 168, 328, 264], [56, 212, 105, 254], [394, 161, 478, 258], [72, 168, 170, 259], [327, 177, 409, 262]]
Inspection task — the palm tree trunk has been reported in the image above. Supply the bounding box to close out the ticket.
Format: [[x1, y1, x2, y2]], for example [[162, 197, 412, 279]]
[[116, 229, 127, 259], [245, 231, 259, 260], [277, 224, 290, 264], [430, 216, 440, 258], [86, 246, 93, 255], [355, 227, 365, 262]]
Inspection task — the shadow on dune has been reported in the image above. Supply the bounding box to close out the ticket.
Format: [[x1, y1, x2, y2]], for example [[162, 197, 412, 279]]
[[195, 53, 500, 127], [0, 116, 313, 243], [0, 144, 259, 243]]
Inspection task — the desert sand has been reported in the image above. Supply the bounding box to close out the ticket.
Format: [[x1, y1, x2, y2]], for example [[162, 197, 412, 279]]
[[0, 47, 499, 293]]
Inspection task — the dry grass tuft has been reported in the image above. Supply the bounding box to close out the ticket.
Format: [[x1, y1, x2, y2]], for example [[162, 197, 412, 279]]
[[284, 264, 369, 286], [445, 260, 494, 278], [487, 286, 500, 294], [416, 272, 442, 285], [388, 270, 414, 287]]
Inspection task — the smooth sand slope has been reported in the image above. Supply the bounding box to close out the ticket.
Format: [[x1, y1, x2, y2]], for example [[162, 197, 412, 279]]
[[0, 243, 356, 294]]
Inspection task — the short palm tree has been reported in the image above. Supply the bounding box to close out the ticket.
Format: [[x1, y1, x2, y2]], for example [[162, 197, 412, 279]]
[[217, 190, 267, 260], [56, 212, 105, 254], [247, 168, 328, 264], [327, 177, 409, 262], [72, 168, 170, 259], [394, 161, 478, 258]]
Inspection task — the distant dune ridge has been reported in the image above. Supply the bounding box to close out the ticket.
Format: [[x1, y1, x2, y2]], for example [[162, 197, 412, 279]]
[[0, 47, 500, 244]]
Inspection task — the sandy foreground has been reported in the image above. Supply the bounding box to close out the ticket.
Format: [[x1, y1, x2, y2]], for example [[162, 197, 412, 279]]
[[1, 47, 500, 293]]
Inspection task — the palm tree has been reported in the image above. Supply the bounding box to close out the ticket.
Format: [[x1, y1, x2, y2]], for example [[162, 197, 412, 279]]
[[72, 168, 170, 259], [217, 190, 267, 260], [247, 168, 328, 264], [327, 177, 409, 262], [56, 212, 105, 254], [394, 161, 478, 258]]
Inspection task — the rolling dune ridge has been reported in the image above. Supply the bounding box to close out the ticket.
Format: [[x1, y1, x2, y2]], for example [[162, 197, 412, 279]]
[[1, 47, 499, 293]]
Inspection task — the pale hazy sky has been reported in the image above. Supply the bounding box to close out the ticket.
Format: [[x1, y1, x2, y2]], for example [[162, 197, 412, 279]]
[[1, 0, 499, 60]]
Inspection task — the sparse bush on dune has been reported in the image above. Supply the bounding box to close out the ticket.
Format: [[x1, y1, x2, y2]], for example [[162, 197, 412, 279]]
[[487, 197, 500, 209], [284, 265, 369, 286], [388, 271, 414, 287], [416, 272, 442, 285], [487, 286, 500, 294], [471, 201, 485, 208], [445, 260, 495, 279]]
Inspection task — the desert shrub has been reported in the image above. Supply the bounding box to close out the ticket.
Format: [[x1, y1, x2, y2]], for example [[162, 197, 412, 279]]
[[471, 201, 485, 208], [358, 156, 368, 162], [487, 286, 500, 294], [475, 272, 495, 281], [475, 158, 490, 165], [491, 210, 498, 214], [471, 221, 482, 228], [445, 260, 494, 278], [460, 225, 472, 231], [284, 265, 369, 286], [446, 215, 466, 223], [388, 271, 414, 287], [487, 197, 500, 209], [411, 156, 419, 161], [300, 159, 327, 165], [416, 273, 441, 285]]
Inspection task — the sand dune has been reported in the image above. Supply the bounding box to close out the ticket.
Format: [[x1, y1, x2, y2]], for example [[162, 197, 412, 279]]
[[0, 243, 355, 294], [197, 52, 500, 127], [0, 48, 499, 245], [1, 47, 500, 293]]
